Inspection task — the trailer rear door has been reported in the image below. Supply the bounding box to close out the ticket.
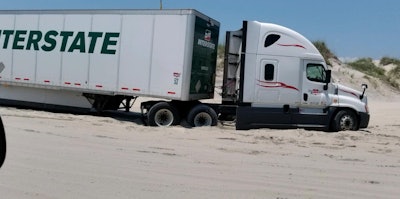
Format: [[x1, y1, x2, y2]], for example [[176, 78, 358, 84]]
[[189, 16, 219, 100]]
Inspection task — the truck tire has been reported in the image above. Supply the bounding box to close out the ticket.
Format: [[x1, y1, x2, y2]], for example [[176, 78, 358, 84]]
[[187, 104, 218, 127], [332, 110, 358, 132], [147, 102, 180, 127]]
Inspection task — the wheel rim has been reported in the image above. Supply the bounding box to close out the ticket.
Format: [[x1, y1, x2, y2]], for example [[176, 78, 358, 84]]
[[193, 112, 212, 126], [154, 108, 174, 126], [339, 114, 355, 130]]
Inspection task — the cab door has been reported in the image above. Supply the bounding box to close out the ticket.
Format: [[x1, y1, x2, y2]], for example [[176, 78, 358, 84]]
[[300, 60, 330, 109]]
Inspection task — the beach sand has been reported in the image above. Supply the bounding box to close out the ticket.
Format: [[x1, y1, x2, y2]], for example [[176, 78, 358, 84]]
[[0, 97, 399, 199]]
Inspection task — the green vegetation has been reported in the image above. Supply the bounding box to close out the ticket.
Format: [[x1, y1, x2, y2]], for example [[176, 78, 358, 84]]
[[348, 58, 385, 78], [380, 56, 400, 66], [348, 57, 400, 89], [312, 40, 337, 65], [217, 44, 225, 59], [379, 56, 400, 87], [217, 44, 225, 68]]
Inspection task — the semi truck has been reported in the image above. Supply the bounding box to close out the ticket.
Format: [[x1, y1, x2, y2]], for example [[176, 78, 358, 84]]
[[0, 9, 369, 131]]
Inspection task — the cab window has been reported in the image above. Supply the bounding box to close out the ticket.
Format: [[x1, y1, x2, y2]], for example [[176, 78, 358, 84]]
[[306, 64, 326, 83], [264, 64, 274, 81]]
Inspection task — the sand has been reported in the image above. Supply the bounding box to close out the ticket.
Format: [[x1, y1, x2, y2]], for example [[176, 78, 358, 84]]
[[0, 97, 399, 199]]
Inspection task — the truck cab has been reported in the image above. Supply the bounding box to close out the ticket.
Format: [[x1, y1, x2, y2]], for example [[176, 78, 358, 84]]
[[223, 21, 370, 131]]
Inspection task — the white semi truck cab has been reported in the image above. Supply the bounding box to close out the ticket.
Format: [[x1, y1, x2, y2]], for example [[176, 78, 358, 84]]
[[223, 21, 370, 131]]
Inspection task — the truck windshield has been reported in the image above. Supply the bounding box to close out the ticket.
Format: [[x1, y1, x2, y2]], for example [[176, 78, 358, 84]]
[[306, 64, 326, 83]]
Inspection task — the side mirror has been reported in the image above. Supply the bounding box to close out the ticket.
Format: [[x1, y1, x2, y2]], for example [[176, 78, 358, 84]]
[[323, 70, 332, 90], [360, 84, 368, 100], [362, 84, 368, 90], [325, 70, 332, 83]]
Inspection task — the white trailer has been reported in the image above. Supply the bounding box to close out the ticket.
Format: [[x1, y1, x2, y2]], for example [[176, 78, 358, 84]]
[[0, 9, 369, 131], [0, 9, 218, 109]]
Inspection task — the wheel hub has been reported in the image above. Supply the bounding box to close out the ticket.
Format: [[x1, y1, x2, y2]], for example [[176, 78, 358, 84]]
[[194, 112, 212, 126], [155, 109, 174, 126], [340, 115, 354, 130]]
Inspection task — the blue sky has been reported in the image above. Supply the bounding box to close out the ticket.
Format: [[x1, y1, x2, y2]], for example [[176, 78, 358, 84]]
[[2, 0, 400, 59]]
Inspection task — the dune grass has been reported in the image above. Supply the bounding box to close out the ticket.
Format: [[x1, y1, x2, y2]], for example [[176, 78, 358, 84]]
[[349, 57, 400, 89]]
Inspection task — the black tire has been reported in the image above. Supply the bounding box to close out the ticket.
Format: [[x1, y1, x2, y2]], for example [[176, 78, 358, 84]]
[[187, 104, 218, 127], [147, 102, 180, 127], [332, 110, 359, 132]]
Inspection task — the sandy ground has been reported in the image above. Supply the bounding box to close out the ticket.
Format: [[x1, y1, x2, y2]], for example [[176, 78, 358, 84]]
[[0, 96, 399, 199]]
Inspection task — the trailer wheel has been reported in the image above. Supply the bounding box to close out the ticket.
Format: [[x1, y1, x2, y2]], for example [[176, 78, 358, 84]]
[[147, 102, 180, 127], [332, 110, 358, 132], [187, 104, 218, 127]]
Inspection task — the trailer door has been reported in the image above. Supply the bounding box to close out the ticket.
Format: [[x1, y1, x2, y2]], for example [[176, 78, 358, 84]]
[[189, 16, 219, 100]]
